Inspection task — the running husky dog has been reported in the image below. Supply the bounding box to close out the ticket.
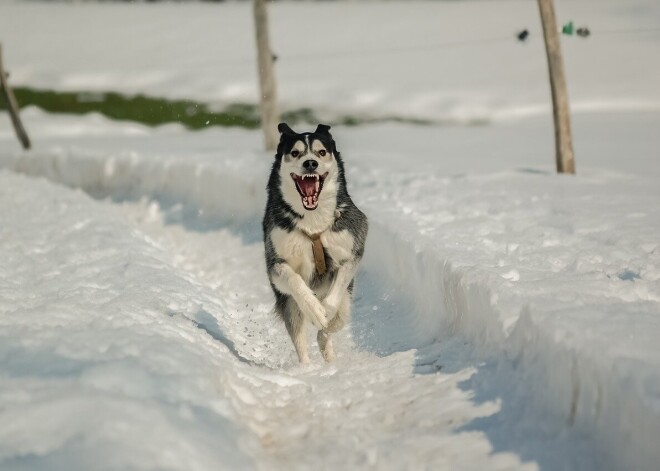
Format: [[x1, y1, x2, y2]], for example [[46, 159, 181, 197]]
[[263, 123, 368, 363]]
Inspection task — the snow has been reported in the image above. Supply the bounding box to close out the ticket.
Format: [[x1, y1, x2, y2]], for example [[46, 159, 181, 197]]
[[0, 147, 540, 471], [0, 0, 659, 469], [0, 171, 263, 470], [1, 108, 659, 469]]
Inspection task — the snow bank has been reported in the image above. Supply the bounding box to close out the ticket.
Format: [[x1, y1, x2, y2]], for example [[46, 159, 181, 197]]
[[1, 117, 659, 468], [0, 171, 264, 470], [0, 140, 264, 226], [1, 1, 659, 122], [356, 169, 660, 469]]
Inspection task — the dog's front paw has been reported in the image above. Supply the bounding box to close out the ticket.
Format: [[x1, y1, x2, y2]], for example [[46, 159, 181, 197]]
[[325, 314, 345, 333], [322, 297, 340, 320], [301, 295, 328, 330]]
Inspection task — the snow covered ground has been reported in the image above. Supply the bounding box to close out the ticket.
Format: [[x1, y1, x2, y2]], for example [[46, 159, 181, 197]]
[[1, 108, 659, 470], [1, 0, 660, 469], [0, 171, 263, 470], [2, 165, 541, 470], [0, 117, 544, 471]]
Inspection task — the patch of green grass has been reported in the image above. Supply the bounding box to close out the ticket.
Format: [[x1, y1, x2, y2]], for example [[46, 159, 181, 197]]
[[1, 87, 442, 130], [2, 87, 262, 130]]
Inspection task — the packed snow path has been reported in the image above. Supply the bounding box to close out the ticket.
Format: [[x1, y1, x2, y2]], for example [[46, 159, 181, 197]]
[[117, 199, 535, 470]]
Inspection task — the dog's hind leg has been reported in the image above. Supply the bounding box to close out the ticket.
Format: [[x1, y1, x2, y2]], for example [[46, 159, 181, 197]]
[[283, 300, 310, 364], [317, 330, 335, 362]]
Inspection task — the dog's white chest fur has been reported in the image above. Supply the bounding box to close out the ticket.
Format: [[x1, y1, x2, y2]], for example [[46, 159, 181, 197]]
[[271, 227, 354, 283]]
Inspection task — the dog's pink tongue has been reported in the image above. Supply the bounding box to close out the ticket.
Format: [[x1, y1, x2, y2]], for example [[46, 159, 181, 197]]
[[300, 179, 316, 196]]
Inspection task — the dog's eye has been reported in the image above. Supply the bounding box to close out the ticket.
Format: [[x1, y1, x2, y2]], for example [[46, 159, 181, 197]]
[[318, 150, 327, 157], [290, 150, 300, 158]]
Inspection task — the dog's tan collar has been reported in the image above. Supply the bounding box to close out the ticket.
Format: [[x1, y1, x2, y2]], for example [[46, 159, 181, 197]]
[[300, 209, 341, 276]]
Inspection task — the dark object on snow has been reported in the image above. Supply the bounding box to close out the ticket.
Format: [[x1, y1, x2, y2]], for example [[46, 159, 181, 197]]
[[576, 27, 591, 38], [517, 29, 529, 42], [0, 43, 31, 150]]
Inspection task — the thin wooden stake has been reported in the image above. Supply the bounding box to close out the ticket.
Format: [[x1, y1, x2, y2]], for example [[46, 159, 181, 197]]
[[253, 0, 280, 151], [538, 0, 575, 174], [0, 44, 31, 150]]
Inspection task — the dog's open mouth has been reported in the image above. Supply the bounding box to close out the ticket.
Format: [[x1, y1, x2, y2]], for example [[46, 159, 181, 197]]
[[290, 172, 328, 210]]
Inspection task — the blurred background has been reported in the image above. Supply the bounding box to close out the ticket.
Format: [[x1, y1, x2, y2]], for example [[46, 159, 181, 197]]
[[1, 0, 659, 174]]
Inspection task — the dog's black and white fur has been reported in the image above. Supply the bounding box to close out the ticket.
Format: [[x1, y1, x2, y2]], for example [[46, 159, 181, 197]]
[[263, 123, 368, 363]]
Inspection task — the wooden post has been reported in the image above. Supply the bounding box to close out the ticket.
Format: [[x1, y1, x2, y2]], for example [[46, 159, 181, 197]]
[[0, 44, 31, 150], [253, 0, 280, 151], [538, 0, 575, 174]]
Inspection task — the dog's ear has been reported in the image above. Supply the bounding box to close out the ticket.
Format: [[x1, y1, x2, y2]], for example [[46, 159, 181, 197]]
[[275, 123, 296, 159], [314, 124, 332, 136], [278, 123, 296, 135]]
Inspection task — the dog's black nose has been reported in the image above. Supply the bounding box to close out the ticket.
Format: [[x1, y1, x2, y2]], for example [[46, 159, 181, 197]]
[[303, 160, 318, 172]]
